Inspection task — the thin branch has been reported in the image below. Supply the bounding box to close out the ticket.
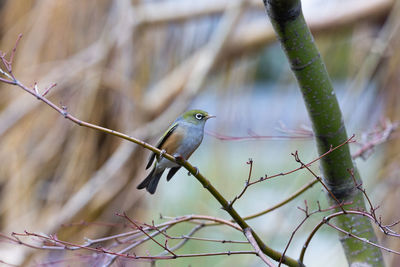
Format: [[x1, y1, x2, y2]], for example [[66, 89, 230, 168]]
[[228, 158, 253, 208], [243, 179, 318, 220], [347, 168, 400, 235], [7, 34, 23, 71], [174, 155, 300, 265], [325, 222, 400, 256], [1, 214, 243, 259], [278, 200, 312, 267], [118, 213, 177, 258], [352, 119, 398, 160], [244, 228, 275, 267], [279, 201, 351, 267], [228, 137, 355, 221], [223, 136, 356, 217], [0, 35, 299, 267], [247, 134, 355, 186], [9, 230, 258, 261], [171, 235, 249, 244], [206, 130, 312, 141], [0, 260, 19, 267], [102, 226, 169, 267], [291, 151, 347, 213], [189, 138, 355, 228], [299, 210, 400, 264], [157, 224, 204, 256]]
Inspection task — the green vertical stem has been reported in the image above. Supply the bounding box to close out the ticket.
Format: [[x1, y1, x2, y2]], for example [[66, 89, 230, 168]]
[[262, 0, 384, 266]]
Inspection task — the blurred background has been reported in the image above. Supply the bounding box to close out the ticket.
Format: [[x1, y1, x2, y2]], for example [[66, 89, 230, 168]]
[[0, 0, 399, 266]]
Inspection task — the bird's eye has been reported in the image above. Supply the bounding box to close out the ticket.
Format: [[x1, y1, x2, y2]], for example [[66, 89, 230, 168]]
[[195, 113, 203, 120]]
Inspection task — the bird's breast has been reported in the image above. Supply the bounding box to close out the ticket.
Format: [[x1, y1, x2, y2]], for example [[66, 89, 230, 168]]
[[175, 124, 204, 158], [157, 124, 204, 169]]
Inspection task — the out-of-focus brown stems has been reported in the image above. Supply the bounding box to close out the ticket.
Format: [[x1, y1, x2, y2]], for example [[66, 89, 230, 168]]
[[0, 35, 301, 267]]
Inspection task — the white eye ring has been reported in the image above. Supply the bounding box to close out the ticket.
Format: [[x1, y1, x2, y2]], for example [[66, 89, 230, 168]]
[[195, 113, 203, 120]]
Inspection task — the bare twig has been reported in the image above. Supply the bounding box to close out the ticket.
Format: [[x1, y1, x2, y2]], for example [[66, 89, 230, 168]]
[[326, 222, 400, 255], [197, 136, 355, 227], [0, 260, 19, 267], [170, 234, 249, 244], [352, 119, 399, 160], [206, 130, 312, 141], [243, 179, 318, 220], [347, 168, 400, 235], [244, 228, 275, 267], [102, 225, 169, 267], [0, 213, 243, 259], [157, 224, 204, 256], [279, 201, 352, 267], [117, 213, 177, 258], [0, 34, 22, 75], [228, 159, 253, 208], [248, 134, 356, 186], [8, 230, 258, 262], [291, 151, 347, 213], [299, 210, 400, 264]]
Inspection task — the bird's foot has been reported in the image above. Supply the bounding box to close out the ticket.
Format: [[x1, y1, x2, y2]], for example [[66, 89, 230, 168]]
[[173, 153, 184, 162], [188, 167, 199, 176], [159, 149, 167, 158]]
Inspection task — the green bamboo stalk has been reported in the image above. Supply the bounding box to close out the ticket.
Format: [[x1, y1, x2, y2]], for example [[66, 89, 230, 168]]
[[262, 0, 384, 266]]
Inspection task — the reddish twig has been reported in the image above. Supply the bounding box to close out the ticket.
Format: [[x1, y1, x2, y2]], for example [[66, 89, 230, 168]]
[[42, 83, 57, 97], [228, 158, 253, 208], [156, 224, 204, 257], [172, 234, 248, 244], [291, 150, 347, 213], [0, 260, 19, 267], [61, 219, 133, 229], [198, 136, 355, 225], [117, 212, 177, 258], [243, 179, 318, 220], [244, 228, 275, 267], [0, 212, 246, 265], [0, 34, 22, 76], [8, 230, 257, 262], [352, 119, 398, 160], [206, 129, 313, 141], [102, 225, 171, 267], [275, 122, 313, 136], [0, 35, 181, 173], [325, 222, 400, 256], [278, 200, 352, 267], [248, 134, 355, 186], [299, 209, 400, 264], [347, 168, 400, 236]]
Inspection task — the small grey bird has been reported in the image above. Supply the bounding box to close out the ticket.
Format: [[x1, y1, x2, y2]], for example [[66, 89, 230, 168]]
[[137, 109, 215, 194]]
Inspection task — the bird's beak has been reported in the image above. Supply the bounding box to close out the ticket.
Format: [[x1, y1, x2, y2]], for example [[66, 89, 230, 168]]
[[206, 114, 216, 120]]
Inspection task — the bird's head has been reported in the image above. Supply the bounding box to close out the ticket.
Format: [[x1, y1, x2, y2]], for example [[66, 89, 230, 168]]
[[181, 109, 215, 125]]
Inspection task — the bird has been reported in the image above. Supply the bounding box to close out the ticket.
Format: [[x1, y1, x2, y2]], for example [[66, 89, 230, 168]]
[[137, 109, 215, 194]]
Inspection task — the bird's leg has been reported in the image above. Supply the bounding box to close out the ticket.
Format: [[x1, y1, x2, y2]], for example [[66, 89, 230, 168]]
[[172, 154, 199, 176]]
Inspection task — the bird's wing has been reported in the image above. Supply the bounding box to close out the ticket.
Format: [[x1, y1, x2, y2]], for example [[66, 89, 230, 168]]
[[145, 122, 179, 169]]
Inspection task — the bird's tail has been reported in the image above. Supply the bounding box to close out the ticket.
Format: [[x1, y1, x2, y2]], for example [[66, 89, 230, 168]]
[[137, 167, 164, 194]]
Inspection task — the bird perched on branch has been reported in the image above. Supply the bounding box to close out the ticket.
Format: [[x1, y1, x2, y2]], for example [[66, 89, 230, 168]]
[[137, 109, 215, 194]]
